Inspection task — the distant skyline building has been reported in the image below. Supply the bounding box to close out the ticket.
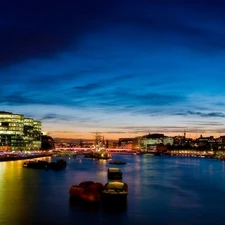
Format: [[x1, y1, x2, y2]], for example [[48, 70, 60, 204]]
[[0, 111, 42, 151]]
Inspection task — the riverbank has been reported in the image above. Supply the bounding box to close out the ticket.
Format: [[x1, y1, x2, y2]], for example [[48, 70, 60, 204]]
[[0, 153, 52, 162]]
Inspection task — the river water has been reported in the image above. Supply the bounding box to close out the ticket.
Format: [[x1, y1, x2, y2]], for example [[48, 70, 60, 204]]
[[1, 154, 225, 225]]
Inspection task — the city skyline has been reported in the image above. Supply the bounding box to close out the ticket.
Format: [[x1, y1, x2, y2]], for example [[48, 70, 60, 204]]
[[1, 0, 225, 140]]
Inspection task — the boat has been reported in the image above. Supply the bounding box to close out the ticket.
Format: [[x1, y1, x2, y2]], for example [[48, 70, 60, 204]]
[[93, 150, 112, 160], [69, 181, 103, 203], [85, 132, 112, 160], [23, 160, 49, 169], [83, 150, 95, 158], [107, 168, 122, 180], [108, 160, 126, 165], [23, 159, 67, 170], [48, 159, 67, 170], [102, 180, 128, 203]]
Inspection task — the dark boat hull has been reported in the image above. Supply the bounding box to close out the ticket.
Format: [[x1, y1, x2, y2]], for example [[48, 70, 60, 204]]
[[102, 192, 127, 202], [69, 181, 103, 203], [23, 159, 67, 170], [101, 180, 128, 208]]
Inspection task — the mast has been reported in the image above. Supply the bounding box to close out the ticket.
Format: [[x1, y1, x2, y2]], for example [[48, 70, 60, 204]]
[[94, 132, 105, 151]]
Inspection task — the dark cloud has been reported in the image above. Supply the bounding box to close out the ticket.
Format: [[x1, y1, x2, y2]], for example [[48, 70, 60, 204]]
[[101, 131, 128, 134], [41, 114, 62, 120], [113, 124, 225, 136], [2, 92, 31, 105], [0, 0, 115, 66], [1, 81, 186, 114], [72, 74, 135, 92], [105, 0, 225, 53], [39, 112, 102, 125], [1, 0, 225, 68], [94, 91, 185, 108], [51, 131, 77, 133], [1, 0, 225, 139], [116, 127, 187, 136], [186, 121, 222, 126], [69, 90, 185, 111], [175, 111, 225, 118], [73, 83, 103, 91]]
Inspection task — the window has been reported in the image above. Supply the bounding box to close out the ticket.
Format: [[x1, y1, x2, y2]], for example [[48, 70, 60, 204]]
[[2, 122, 9, 127]]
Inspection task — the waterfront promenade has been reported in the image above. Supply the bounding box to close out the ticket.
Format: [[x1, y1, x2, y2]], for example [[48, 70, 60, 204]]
[[0, 149, 223, 162], [0, 151, 52, 162], [1, 147, 225, 164]]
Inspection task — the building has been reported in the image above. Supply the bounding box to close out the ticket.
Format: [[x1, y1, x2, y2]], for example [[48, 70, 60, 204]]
[[118, 138, 134, 149], [139, 133, 174, 151], [41, 135, 55, 150], [0, 111, 42, 151]]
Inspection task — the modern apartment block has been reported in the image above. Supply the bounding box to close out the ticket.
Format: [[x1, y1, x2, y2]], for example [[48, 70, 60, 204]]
[[0, 111, 42, 151]]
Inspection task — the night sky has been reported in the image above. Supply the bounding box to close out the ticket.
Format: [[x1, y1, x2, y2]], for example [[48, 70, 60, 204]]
[[1, 0, 225, 140]]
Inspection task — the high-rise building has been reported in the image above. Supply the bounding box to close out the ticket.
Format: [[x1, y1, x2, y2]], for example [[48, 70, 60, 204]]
[[0, 111, 42, 151]]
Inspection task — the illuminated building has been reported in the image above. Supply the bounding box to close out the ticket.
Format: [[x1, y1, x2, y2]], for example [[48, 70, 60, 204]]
[[118, 138, 134, 149], [0, 111, 42, 151], [138, 133, 174, 151]]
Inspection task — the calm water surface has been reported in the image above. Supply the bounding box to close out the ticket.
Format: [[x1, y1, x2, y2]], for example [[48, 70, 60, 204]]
[[1, 154, 225, 225]]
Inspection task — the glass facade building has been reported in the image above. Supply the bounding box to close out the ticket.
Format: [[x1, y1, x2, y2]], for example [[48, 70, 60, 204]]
[[0, 111, 42, 151]]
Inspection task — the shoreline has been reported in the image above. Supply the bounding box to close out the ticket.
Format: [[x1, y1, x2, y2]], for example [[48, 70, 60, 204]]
[[0, 154, 52, 162]]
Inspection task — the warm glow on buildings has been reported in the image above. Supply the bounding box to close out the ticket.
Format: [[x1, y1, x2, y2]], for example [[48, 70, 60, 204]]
[[0, 111, 42, 151]]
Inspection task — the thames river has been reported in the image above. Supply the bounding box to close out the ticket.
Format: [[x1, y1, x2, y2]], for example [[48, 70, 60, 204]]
[[1, 154, 225, 225]]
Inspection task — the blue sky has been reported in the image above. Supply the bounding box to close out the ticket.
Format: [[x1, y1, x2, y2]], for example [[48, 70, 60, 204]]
[[1, 0, 225, 140]]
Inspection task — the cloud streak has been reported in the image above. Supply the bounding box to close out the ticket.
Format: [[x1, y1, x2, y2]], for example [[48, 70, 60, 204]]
[[175, 111, 225, 118]]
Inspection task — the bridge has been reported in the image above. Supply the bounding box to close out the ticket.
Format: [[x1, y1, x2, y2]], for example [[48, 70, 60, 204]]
[[54, 147, 135, 153]]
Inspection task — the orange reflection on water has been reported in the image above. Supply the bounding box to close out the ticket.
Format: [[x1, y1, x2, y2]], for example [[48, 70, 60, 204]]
[[0, 160, 25, 224], [0, 157, 51, 224]]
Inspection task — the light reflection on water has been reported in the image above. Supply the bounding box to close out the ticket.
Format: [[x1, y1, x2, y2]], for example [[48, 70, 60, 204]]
[[1, 155, 225, 225]]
